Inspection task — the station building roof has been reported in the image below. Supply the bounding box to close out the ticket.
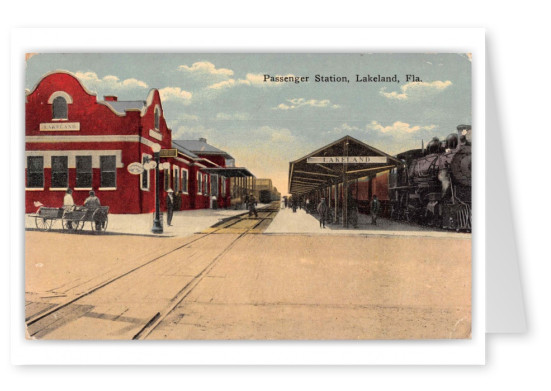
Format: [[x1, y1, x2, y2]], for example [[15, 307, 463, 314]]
[[202, 167, 255, 177], [101, 100, 146, 115], [173, 138, 234, 160], [288, 135, 403, 195]]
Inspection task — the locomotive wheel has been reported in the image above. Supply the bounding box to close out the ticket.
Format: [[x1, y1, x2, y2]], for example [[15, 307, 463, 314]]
[[35, 217, 52, 231]]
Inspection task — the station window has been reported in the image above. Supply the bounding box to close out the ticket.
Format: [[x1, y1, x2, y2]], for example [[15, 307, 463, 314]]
[[164, 166, 171, 191], [26, 156, 44, 188], [154, 106, 160, 130], [51, 156, 68, 188], [75, 156, 92, 188], [203, 174, 208, 195], [221, 176, 226, 197], [100, 155, 117, 188], [173, 166, 180, 192], [141, 154, 150, 191], [52, 96, 68, 120], [181, 169, 188, 194], [211, 174, 218, 197]]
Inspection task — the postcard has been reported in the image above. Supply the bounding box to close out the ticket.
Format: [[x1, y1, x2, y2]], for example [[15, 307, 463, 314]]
[[23, 52, 473, 341], [12, 27, 486, 365]]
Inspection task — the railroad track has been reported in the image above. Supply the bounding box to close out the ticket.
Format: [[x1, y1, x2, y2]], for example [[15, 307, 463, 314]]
[[26, 202, 281, 339]]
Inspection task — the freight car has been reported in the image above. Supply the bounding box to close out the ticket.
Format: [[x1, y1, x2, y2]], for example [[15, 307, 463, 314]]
[[388, 125, 472, 231]]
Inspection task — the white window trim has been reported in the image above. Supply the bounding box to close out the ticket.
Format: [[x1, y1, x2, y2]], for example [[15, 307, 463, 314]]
[[98, 187, 117, 191], [141, 153, 151, 191], [47, 91, 74, 104], [181, 168, 189, 195], [74, 187, 93, 191], [25, 188, 45, 191], [49, 187, 69, 191], [197, 171, 202, 195]]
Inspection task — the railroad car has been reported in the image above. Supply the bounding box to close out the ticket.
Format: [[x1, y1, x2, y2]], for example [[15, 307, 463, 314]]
[[388, 125, 472, 231], [259, 189, 281, 203]]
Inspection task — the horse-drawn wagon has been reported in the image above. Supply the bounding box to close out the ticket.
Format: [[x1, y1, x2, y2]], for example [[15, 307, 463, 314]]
[[30, 206, 109, 232]]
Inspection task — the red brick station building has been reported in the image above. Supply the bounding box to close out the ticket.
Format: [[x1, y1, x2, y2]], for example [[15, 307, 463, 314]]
[[25, 71, 255, 214]]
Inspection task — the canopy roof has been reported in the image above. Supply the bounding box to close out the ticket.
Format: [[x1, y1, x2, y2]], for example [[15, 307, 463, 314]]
[[288, 135, 402, 195], [202, 167, 255, 177]]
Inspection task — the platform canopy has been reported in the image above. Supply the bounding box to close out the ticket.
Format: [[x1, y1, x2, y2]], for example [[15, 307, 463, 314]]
[[288, 135, 403, 195], [202, 167, 255, 177]]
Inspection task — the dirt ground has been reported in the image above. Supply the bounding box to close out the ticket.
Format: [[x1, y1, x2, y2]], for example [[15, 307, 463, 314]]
[[24, 230, 471, 340]]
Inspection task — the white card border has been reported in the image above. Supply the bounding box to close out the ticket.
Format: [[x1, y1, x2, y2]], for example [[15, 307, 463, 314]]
[[10, 27, 485, 365]]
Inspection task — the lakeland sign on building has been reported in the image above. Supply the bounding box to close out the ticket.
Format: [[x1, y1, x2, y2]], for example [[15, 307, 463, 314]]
[[25, 71, 253, 214]]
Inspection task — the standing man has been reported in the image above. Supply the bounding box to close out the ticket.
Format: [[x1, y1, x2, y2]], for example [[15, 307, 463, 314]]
[[370, 194, 380, 225], [248, 193, 258, 217], [166, 188, 174, 226], [63, 188, 74, 209], [317, 197, 328, 228], [63, 188, 75, 230]]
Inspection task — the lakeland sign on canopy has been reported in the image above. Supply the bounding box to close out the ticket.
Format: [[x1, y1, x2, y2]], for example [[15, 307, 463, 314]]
[[307, 156, 387, 164]]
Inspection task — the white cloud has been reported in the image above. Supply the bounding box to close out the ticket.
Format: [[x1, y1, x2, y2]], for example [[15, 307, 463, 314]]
[[273, 98, 340, 110], [367, 121, 436, 134], [158, 87, 192, 103], [269, 128, 295, 143], [206, 73, 300, 90], [178, 61, 234, 77], [379, 80, 452, 100], [206, 78, 250, 90], [172, 124, 215, 140], [329, 123, 361, 134], [215, 112, 251, 120], [176, 114, 199, 121], [75, 71, 149, 91]]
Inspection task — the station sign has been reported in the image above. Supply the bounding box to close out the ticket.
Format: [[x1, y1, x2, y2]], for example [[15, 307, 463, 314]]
[[127, 162, 144, 175], [40, 122, 80, 131], [307, 156, 387, 164], [159, 148, 178, 158]]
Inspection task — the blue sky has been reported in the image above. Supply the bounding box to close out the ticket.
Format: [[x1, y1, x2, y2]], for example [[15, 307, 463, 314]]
[[25, 53, 471, 194]]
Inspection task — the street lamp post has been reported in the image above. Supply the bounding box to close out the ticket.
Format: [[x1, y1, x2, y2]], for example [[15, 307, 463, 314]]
[[150, 143, 163, 234]]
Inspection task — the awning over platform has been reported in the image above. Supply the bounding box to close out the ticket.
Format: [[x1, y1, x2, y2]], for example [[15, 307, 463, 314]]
[[288, 135, 402, 195], [202, 167, 255, 177]]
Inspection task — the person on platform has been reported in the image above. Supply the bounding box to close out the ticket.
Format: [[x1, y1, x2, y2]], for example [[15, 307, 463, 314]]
[[317, 197, 328, 228], [166, 188, 174, 226], [84, 190, 101, 208], [370, 194, 380, 225], [248, 193, 258, 217], [63, 188, 74, 209], [63, 188, 75, 230], [84, 190, 102, 230]]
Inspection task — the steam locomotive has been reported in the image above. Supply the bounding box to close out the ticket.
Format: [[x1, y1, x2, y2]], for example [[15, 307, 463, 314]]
[[389, 125, 472, 231]]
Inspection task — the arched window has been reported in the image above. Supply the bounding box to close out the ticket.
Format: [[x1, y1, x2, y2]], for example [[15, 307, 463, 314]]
[[52, 96, 68, 119], [154, 107, 160, 130]]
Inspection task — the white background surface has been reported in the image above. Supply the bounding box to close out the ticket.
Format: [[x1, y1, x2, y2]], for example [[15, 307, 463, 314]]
[[2, 0, 548, 389]]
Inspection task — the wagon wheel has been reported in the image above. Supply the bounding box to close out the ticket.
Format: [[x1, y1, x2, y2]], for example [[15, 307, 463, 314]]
[[91, 209, 109, 232], [35, 217, 52, 231], [61, 218, 77, 232]]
